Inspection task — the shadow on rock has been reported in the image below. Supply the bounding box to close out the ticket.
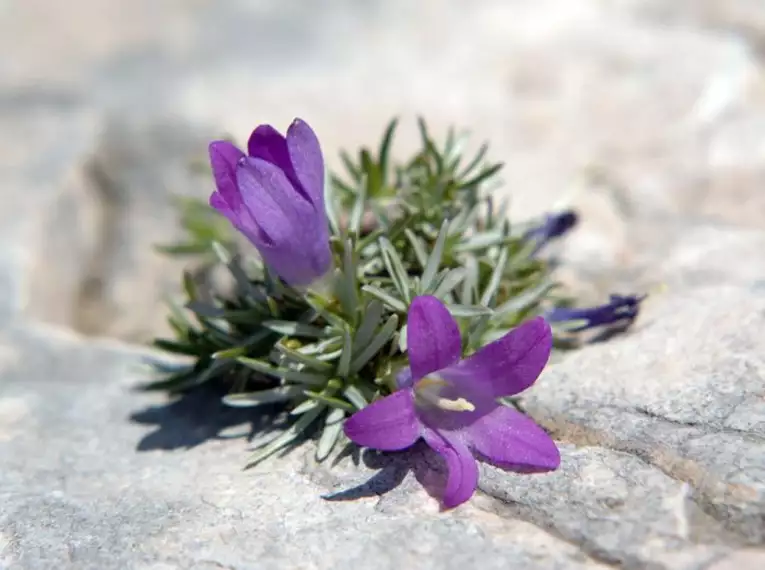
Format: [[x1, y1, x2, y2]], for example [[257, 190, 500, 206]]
[[129, 383, 284, 452], [322, 442, 449, 506]]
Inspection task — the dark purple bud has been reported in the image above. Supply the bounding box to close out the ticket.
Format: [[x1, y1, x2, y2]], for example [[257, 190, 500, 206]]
[[524, 210, 579, 255], [546, 294, 646, 332], [208, 118, 332, 286]]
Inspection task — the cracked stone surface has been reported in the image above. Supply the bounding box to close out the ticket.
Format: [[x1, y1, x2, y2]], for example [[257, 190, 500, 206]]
[[2, 0, 765, 568]]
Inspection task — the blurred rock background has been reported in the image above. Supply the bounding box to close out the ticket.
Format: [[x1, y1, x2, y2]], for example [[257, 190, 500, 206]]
[[1, 1, 765, 569]]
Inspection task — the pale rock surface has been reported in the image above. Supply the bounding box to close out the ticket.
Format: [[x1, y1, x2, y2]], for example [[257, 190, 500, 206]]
[[1, 0, 765, 568]]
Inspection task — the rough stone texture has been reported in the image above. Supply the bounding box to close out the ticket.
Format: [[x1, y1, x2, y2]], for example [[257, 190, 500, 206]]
[[0, 324, 609, 570], [25, 118, 216, 342], [522, 286, 765, 551], [2, 0, 765, 568]]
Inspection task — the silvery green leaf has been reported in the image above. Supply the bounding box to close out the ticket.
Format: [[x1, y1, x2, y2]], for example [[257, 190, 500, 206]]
[[432, 268, 466, 298], [459, 255, 479, 305], [291, 399, 320, 415], [262, 320, 329, 338], [304, 390, 355, 412], [398, 324, 408, 352], [336, 239, 359, 318], [378, 118, 398, 185], [297, 336, 343, 356], [359, 258, 384, 276], [458, 162, 503, 190], [420, 219, 449, 292], [350, 314, 399, 374], [455, 231, 512, 252], [337, 326, 353, 378], [467, 314, 492, 351], [353, 300, 384, 352], [303, 293, 347, 329], [446, 304, 494, 318], [361, 285, 407, 313], [274, 343, 334, 372], [458, 142, 488, 179], [316, 349, 343, 361], [228, 256, 268, 302], [237, 357, 326, 386], [332, 269, 354, 321], [480, 328, 512, 344], [343, 385, 369, 410], [211, 241, 232, 265], [404, 229, 428, 269], [379, 237, 411, 302], [324, 167, 341, 235], [246, 404, 325, 468], [348, 173, 368, 235], [493, 279, 556, 320], [223, 386, 303, 408], [480, 246, 509, 306], [316, 407, 346, 461], [451, 202, 483, 235]]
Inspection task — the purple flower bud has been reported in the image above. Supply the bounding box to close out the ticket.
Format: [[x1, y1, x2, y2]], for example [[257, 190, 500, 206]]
[[546, 294, 645, 332], [524, 210, 579, 255], [208, 119, 332, 286]]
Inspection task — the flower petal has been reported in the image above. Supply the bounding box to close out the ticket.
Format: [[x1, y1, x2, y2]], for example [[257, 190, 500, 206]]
[[247, 124, 289, 167], [286, 118, 325, 207], [209, 191, 236, 223], [407, 295, 462, 380], [464, 404, 560, 473], [235, 157, 331, 285], [343, 389, 421, 451], [209, 140, 245, 209], [444, 316, 552, 398], [421, 427, 478, 509]]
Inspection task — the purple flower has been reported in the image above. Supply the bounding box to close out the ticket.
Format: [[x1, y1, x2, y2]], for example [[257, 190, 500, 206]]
[[546, 294, 645, 332], [208, 118, 332, 286], [524, 210, 578, 255], [343, 295, 560, 509]]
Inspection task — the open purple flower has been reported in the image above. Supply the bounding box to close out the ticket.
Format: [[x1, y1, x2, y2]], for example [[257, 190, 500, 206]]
[[343, 295, 560, 509], [208, 118, 332, 286], [523, 210, 578, 255], [546, 294, 645, 332]]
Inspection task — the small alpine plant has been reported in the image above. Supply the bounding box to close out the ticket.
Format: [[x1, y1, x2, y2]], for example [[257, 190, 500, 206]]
[[151, 116, 644, 508]]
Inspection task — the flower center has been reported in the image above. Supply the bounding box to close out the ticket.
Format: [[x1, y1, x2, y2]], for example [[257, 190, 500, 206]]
[[414, 376, 475, 412]]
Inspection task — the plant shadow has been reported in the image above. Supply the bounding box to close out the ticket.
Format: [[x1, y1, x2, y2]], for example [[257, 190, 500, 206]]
[[321, 441, 450, 508], [129, 382, 284, 452]]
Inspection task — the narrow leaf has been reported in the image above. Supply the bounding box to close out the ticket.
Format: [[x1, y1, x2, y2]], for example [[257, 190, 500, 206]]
[[337, 326, 353, 378], [446, 304, 494, 318], [304, 390, 355, 412], [223, 386, 303, 408], [350, 314, 399, 374], [421, 219, 450, 292], [361, 285, 407, 313], [431, 268, 466, 298], [237, 357, 327, 386], [379, 237, 411, 302], [262, 320, 329, 338], [352, 300, 384, 352], [480, 246, 509, 306], [245, 405, 325, 468], [343, 385, 369, 410], [316, 407, 347, 461]]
